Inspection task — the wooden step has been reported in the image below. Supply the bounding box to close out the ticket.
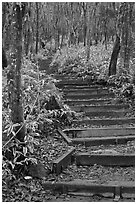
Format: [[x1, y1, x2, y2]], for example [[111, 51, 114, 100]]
[[71, 104, 129, 112], [83, 110, 127, 118], [71, 107, 128, 118], [52, 147, 75, 175], [75, 153, 135, 166], [65, 98, 112, 105], [55, 76, 76, 80], [64, 88, 109, 95], [57, 129, 135, 146], [64, 93, 114, 100], [63, 127, 135, 138], [62, 85, 104, 89], [43, 179, 135, 197], [72, 135, 135, 146], [56, 80, 89, 87], [73, 117, 135, 126]]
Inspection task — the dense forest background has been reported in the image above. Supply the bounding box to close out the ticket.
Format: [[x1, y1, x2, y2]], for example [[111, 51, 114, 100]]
[[3, 2, 135, 70]]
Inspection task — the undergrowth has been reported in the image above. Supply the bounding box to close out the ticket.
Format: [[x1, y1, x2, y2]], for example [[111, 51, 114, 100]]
[[2, 42, 135, 200], [2, 54, 75, 186]]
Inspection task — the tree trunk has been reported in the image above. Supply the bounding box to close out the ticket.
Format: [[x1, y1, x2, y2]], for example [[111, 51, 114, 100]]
[[86, 3, 94, 62], [24, 6, 31, 56], [36, 2, 39, 54], [124, 29, 130, 71], [7, 3, 25, 142], [24, 25, 30, 56], [123, 3, 130, 72], [104, 31, 107, 50], [83, 3, 87, 46], [2, 3, 7, 35], [108, 35, 121, 76], [2, 3, 8, 50], [2, 47, 7, 68], [26, 28, 30, 56], [55, 31, 60, 51], [86, 27, 91, 62]]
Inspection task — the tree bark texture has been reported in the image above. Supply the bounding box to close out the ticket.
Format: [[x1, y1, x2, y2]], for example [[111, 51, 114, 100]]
[[36, 2, 39, 54], [108, 35, 121, 76], [7, 3, 25, 142], [83, 3, 87, 46], [2, 47, 8, 68]]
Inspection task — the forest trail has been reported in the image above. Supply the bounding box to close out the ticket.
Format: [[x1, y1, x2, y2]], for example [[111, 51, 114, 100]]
[[43, 76, 135, 202], [2, 2, 135, 202]]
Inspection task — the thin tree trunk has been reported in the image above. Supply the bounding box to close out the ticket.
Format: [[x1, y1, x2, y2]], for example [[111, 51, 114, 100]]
[[83, 3, 87, 46], [7, 3, 25, 142], [2, 3, 7, 50], [2, 3, 7, 35], [60, 34, 64, 48], [24, 7, 31, 56], [36, 2, 39, 54], [86, 3, 95, 62], [124, 29, 130, 71], [25, 28, 30, 56], [86, 27, 91, 62], [108, 35, 121, 76], [104, 30, 107, 50], [54, 30, 58, 51], [123, 4, 130, 72]]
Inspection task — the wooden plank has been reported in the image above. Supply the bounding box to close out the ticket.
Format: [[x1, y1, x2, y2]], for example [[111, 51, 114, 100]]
[[83, 110, 126, 118], [71, 104, 129, 112], [52, 147, 75, 175], [57, 128, 72, 144], [65, 98, 112, 105], [64, 88, 109, 95], [64, 127, 135, 138], [54, 76, 76, 80], [72, 135, 135, 146], [57, 79, 86, 84], [43, 179, 135, 196], [62, 85, 104, 89], [75, 153, 135, 166], [64, 93, 114, 100], [64, 87, 108, 92], [68, 191, 114, 198], [73, 118, 135, 126], [56, 81, 89, 88]]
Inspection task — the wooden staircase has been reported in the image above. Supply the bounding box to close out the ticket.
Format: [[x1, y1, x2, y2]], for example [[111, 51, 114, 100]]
[[43, 77, 135, 201]]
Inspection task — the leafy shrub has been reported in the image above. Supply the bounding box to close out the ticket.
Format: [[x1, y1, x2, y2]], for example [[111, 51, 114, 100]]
[[2, 55, 75, 181], [108, 74, 135, 109]]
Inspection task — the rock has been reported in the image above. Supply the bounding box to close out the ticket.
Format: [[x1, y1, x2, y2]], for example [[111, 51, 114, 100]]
[[28, 162, 49, 179]]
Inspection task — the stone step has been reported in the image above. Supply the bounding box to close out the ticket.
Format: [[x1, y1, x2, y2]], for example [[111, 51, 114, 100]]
[[75, 153, 135, 166], [73, 117, 135, 126], [63, 127, 135, 138], [65, 98, 112, 105], [71, 104, 129, 112], [64, 92, 114, 100]]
